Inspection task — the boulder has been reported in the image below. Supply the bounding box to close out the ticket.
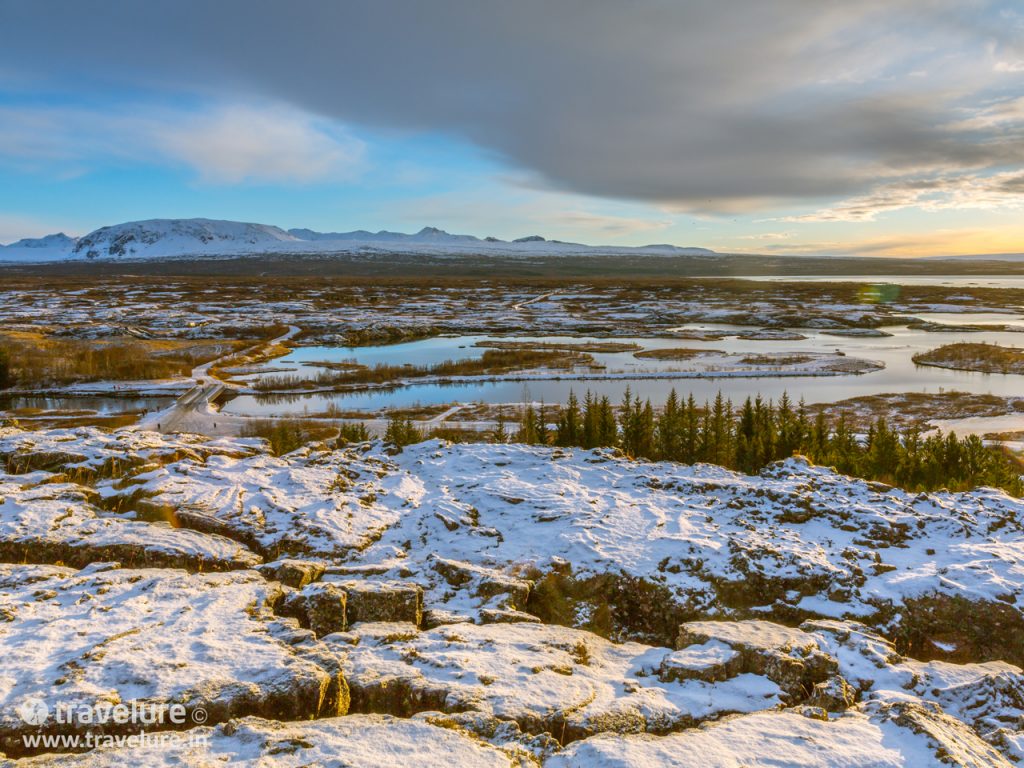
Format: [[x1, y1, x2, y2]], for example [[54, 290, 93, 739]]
[[326, 579, 423, 626], [258, 558, 326, 588], [658, 642, 742, 683], [677, 620, 838, 699], [806, 675, 857, 711], [478, 607, 541, 624], [431, 556, 531, 607]]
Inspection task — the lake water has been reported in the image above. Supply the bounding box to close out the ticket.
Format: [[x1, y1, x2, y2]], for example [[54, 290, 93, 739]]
[[727, 275, 1024, 288], [0, 394, 171, 416], [223, 318, 1024, 415]]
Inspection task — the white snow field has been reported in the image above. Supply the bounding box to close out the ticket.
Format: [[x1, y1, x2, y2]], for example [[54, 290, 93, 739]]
[[3, 425, 1024, 765]]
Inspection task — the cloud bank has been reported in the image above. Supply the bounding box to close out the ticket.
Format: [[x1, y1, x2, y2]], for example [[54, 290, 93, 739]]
[[2, 0, 1024, 217], [0, 102, 365, 185]]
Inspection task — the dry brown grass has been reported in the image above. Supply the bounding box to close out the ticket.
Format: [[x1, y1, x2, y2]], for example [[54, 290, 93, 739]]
[[1, 413, 140, 430], [209, 340, 292, 382], [738, 353, 814, 366], [633, 348, 712, 360]]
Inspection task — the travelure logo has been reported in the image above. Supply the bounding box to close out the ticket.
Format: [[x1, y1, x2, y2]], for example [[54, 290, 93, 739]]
[[16, 698, 49, 726], [13, 699, 201, 727]]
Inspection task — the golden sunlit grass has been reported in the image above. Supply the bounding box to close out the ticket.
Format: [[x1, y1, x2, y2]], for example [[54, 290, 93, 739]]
[[209, 339, 291, 382], [0, 333, 249, 387], [913, 343, 1024, 375]]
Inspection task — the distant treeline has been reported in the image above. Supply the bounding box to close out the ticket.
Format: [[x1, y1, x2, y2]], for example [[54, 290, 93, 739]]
[[507, 388, 1024, 495], [0, 338, 192, 386]]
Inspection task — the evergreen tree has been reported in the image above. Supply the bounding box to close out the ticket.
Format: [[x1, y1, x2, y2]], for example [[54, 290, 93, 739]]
[[753, 396, 775, 468], [556, 390, 582, 446], [656, 388, 681, 461], [581, 391, 599, 448], [703, 393, 731, 466], [942, 430, 962, 484], [795, 398, 811, 454], [681, 394, 700, 463], [865, 417, 899, 482], [635, 399, 656, 458], [960, 434, 987, 486], [735, 397, 757, 473], [494, 411, 508, 443], [829, 414, 858, 475], [517, 404, 538, 444], [619, 387, 635, 454], [776, 392, 800, 459], [895, 427, 922, 488], [597, 396, 618, 447], [384, 416, 419, 448], [336, 422, 370, 445], [921, 432, 946, 488], [536, 401, 550, 445], [0, 347, 9, 390], [810, 411, 830, 460]]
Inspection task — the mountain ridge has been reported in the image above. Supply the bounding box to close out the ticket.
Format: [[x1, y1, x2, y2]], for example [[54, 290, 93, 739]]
[[0, 217, 716, 262]]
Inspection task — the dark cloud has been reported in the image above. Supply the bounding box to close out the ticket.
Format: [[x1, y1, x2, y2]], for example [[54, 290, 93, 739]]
[[997, 173, 1024, 193], [3, 0, 1023, 211]]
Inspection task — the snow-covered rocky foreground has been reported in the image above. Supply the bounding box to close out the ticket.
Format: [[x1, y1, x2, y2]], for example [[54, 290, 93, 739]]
[[3, 425, 1024, 765]]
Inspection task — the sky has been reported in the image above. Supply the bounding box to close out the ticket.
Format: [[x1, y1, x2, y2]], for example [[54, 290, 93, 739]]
[[1, 0, 1023, 256]]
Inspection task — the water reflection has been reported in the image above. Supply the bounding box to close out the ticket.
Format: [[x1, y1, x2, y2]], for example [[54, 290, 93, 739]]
[[0, 395, 172, 416], [224, 321, 1024, 416]]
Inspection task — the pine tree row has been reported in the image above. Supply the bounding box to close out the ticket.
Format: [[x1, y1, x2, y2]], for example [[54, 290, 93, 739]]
[[515, 388, 1023, 494]]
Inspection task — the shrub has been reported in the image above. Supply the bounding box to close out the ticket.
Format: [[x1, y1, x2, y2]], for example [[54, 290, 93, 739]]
[[384, 416, 421, 448], [240, 418, 337, 456], [336, 422, 370, 445]]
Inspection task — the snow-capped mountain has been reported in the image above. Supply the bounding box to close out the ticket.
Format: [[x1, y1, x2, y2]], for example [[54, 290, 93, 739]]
[[0, 232, 79, 262], [4, 232, 76, 250], [72, 218, 300, 260], [286, 226, 481, 244], [0, 217, 717, 262]]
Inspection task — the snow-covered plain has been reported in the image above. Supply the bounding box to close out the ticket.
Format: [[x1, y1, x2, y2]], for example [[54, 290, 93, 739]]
[[3, 425, 1024, 763]]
